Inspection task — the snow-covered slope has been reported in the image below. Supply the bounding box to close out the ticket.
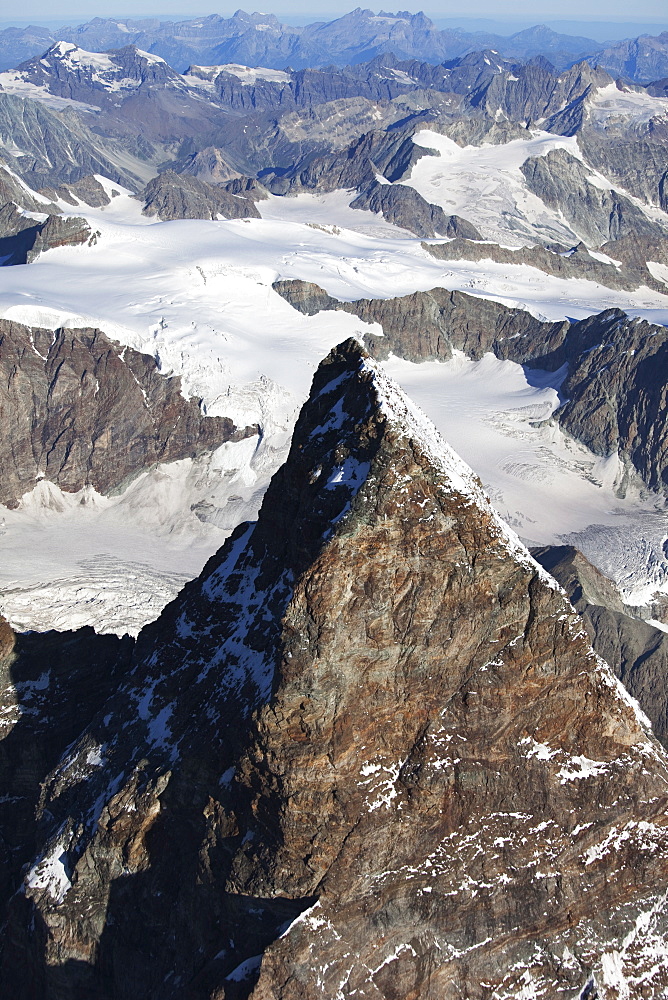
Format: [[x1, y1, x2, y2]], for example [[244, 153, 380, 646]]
[[404, 129, 584, 246], [402, 127, 667, 247], [0, 182, 667, 634], [587, 82, 668, 127]]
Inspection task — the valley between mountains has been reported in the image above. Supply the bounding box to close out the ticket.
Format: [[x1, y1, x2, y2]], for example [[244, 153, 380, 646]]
[[1, 8, 668, 998]]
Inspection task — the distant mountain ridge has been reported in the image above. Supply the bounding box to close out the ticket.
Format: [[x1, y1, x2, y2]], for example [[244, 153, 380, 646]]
[[0, 8, 666, 81]]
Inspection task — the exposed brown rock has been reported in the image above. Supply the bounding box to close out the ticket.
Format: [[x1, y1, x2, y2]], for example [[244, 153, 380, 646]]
[[3, 340, 668, 998], [0, 318, 259, 505], [0, 615, 15, 661], [25, 213, 92, 261]]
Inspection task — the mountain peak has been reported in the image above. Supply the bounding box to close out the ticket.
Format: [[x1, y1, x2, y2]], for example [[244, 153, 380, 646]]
[[4, 340, 668, 997]]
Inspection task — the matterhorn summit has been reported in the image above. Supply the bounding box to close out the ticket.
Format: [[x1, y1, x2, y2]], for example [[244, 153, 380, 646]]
[[2, 340, 668, 999]]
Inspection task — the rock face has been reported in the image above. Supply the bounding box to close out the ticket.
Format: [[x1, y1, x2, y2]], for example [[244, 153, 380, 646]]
[[0, 318, 258, 506], [533, 545, 668, 748], [425, 235, 663, 291], [38, 174, 113, 208], [178, 146, 242, 185], [554, 311, 668, 492], [0, 617, 134, 913], [575, 129, 668, 215], [3, 339, 668, 998], [520, 147, 663, 246], [141, 170, 261, 221], [272, 278, 569, 364], [350, 180, 482, 238], [0, 93, 144, 192], [25, 214, 93, 261], [265, 128, 434, 196]]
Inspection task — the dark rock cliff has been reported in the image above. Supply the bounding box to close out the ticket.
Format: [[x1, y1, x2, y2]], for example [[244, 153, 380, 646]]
[[533, 545, 668, 748], [141, 170, 261, 221], [0, 318, 258, 506], [351, 180, 482, 238], [3, 340, 668, 998], [0, 617, 134, 916]]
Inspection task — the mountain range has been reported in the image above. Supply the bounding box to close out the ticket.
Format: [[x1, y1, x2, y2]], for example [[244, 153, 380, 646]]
[[0, 9, 667, 81]]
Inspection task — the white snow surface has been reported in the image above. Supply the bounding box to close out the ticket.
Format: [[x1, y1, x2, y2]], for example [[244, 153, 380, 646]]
[[213, 64, 291, 85], [405, 129, 589, 246], [0, 185, 666, 633], [588, 83, 668, 128], [26, 839, 72, 904]]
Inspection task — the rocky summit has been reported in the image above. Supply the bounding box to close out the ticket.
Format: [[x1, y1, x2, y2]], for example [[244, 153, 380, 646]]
[[2, 339, 668, 999]]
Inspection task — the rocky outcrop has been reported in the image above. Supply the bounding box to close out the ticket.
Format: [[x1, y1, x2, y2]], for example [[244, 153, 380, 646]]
[[576, 130, 668, 214], [520, 147, 663, 246], [598, 231, 668, 271], [141, 170, 261, 221], [469, 58, 611, 124], [272, 278, 569, 363], [0, 318, 259, 506], [25, 214, 92, 261], [647, 77, 668, 98], [264, 127, 434, 195], [533, 545, 668, 747], [554, 311, 668, 492], [273, 281, 668, 495], [0, 209, 92, 266], [3, 339, 668, 998], [0, 164, 56, 232], [350, 179, 482, 238], [178, 146, 242, 185], [0, 614, 14, 660], [425, 235, 664, 291], [38, 175, 113, 208]]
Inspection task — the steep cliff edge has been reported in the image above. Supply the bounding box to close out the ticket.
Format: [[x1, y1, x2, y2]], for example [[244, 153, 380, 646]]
[[533, 545, 668, 749], [2, 340, 668, 999]]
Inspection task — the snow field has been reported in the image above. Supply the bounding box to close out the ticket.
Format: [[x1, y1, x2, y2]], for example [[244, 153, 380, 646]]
[[0, 185, 666, 632]]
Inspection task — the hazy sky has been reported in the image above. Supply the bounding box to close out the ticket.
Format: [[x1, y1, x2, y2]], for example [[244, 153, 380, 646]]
[[3, 1, 668, 24]]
